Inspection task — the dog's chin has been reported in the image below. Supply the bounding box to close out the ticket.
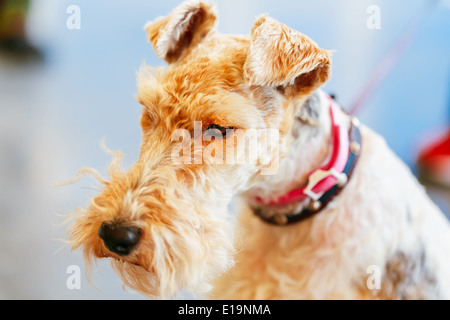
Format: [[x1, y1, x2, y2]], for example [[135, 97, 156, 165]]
[[100, 249, 198, 299], [109, 258, 163, 298], [97, 233, 235, 299]]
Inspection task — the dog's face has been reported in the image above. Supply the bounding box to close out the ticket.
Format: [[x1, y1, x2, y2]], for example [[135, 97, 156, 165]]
[[68, 0, 331, 298]]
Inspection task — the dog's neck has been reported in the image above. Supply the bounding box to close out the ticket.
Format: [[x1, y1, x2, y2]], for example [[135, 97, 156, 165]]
[[242, 89, 350, 219]]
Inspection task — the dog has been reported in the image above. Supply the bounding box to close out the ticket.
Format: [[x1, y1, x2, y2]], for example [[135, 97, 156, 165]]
[[67, 0, 450, 299]]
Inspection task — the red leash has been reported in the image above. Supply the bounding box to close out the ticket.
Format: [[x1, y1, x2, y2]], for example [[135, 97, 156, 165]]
[[349, 0, 440, 115]]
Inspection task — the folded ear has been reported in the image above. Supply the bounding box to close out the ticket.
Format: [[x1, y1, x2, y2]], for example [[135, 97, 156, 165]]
[[244, 15, 332, 94], [144, 0, 217, 64]]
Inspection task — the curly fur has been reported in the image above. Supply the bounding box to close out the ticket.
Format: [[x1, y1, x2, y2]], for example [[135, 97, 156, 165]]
[[67, 0, 450, 299]]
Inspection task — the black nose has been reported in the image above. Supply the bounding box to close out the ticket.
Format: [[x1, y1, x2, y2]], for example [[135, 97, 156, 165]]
[[98, 223, 141, 256]]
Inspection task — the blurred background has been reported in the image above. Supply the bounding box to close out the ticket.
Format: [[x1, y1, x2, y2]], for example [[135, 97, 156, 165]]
[[0, 0, 449, 299]]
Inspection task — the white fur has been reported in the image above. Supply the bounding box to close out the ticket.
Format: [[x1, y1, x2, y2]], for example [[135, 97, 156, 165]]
[[212, 90, 450, 299]]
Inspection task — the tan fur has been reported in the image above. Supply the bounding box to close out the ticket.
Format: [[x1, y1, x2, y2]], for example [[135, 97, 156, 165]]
[[244, 15, 331, 90], [67, 1, 450, 299], [144, 0, 218, 63]]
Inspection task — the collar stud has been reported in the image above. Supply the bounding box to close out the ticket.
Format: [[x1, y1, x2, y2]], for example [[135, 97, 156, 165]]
[[273, 214, 289, 225], [308, 200, 322, 211], [350, 141, 361, 155]]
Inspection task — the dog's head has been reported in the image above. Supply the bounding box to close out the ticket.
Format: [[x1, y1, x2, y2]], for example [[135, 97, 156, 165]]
[[68, 0, 332, 298]]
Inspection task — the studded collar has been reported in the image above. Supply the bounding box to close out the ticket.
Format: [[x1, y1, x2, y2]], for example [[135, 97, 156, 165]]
[[253, 96, 362, 226]]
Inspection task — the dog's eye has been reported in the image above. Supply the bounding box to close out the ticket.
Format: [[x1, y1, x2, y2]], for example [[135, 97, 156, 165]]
[[205, 124, 235, 138]]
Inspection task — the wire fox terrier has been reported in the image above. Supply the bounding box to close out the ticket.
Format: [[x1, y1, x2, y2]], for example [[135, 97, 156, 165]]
[[67, 1, 450, 299]]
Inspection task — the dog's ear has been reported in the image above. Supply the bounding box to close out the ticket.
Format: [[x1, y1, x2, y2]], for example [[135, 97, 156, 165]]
[[244, 15, 331, 94], [144, 1, 217, 64]]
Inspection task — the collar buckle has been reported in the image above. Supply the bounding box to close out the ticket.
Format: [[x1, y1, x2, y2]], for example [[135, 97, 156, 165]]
[[303, 168, 348, 201]]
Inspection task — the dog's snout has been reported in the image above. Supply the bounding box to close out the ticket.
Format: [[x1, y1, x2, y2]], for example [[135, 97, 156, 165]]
[[98, 223, 141, 256]]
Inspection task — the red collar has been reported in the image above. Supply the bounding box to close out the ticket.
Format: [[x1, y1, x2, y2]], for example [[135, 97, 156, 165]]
[[253, 96, 362, 225]]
